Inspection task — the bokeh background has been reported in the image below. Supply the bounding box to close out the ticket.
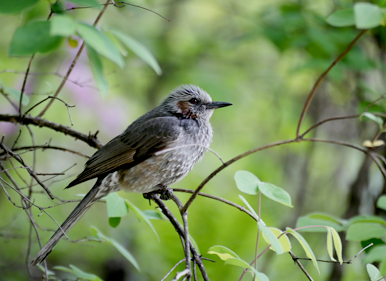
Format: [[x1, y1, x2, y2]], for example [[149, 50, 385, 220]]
[[1, 0, 386, 280]]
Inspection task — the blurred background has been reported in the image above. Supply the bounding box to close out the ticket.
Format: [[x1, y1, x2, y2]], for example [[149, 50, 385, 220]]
[[1, 0, 386, 280]]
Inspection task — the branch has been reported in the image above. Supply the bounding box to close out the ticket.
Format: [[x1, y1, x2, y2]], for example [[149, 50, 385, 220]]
[[0, 114, 102, 149]]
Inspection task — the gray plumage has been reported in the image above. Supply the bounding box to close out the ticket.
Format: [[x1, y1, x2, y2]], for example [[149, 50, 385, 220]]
[[31, 84, 231, 265]]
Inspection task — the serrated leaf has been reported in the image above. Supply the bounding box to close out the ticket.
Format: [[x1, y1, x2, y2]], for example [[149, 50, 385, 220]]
[[256, 181, 293, 207], [1, 85, 29, 105], [87, 45, 109, 96], [259, 223, 284, 255], [377, 195, 386, 211], [0, 0, 39, 14], [50, 15, 76, 36], [207, 245, 240, 260], [125, 200, 159, 241], [262, 227, 291, 253], [287, 227, 319, 273], [76, 23, 124, 68], [106, 193, 128, 218], [354, 3, 383, 29], [9, 21, 64, 56], [346, 223, 386, 241], [234, 170, 259, 195], [363, 245, 386, 263], [91, 227, 140, 270], [109, 29, 162, 75], [326, 9, 355, 27], [66, 0, 100, 7], [108, 217, 121, 228], [367, 264, 383, 281]]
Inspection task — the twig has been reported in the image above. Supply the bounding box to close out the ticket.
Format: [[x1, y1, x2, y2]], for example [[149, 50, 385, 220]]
[[0, 89, 19, 112], [172, 269, 191, 281], [289, 251, 314, 281], [0, 114, 103, 148], [161, 259, 186, 281], [7, 144, 90, 158], [19, 54, 35, 114], [38, 0, 111, 117], [296, 29, 367, 137]]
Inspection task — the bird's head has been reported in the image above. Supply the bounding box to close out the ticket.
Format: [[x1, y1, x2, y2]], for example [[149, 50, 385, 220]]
[[162, 84, 232, 121]]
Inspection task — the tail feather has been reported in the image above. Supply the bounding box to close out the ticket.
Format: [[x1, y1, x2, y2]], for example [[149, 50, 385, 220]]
[[31, 182, 103, 266]]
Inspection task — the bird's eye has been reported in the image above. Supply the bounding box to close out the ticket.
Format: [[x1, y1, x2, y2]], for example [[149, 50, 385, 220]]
[[189, 98, 199, 104]]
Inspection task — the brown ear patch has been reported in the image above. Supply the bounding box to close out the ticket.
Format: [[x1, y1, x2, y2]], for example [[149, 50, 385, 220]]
[[177, 101, 197, 119]]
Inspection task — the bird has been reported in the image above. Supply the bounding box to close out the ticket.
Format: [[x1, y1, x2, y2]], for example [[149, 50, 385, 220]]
[[31, 84, 232, 265]]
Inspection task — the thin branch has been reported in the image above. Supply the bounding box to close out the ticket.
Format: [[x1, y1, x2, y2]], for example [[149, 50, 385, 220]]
[[8, 144, 90, 158], [289, 251, 314, 281], [0, 89, 19, 112], [19, 54, 35, 114], [161, 259, 186, 281], [0, 114, 103, 149], [38, 0, 111, 117], [296, 29, 367, 138]]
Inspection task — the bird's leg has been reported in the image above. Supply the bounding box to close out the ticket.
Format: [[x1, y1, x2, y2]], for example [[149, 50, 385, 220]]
[[143, 184, 173, 201]]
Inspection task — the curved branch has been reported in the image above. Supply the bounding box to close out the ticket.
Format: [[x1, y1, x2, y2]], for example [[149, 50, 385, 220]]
[[0, 114, 102, 149]]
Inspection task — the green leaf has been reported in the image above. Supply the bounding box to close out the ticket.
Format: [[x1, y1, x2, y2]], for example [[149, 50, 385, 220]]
[[354, 3, 384, 29], [54, 265, 102, 281], [380, 256, 386, 276], [377, 195, 386, 211], [256, 181, 293, 207], [106, 193, 128, 218], [262, 227, 291, 253], [50, 15, 76, 36], [345, 215, 386, 227], [326, 9, 355, 27], [76, 23, 124, 68], [1, 85, 30, 105], [224, 258, 269, 281], [142, 210, 165, 220], [109, 29, 162, 75], [66, 0, 100, 7], [108, 217, 121, 228], [87, 45, 109, 96], [287, 227, 320, 273], [0, 0, 39, 14], [125, 200, 159, 241], [207, 245, 240, 261], [234, 170, 259, 195], [296, 213, 345, 232], [360, 112, 384, 130], [366, 264, 383, 281], [91, 227, 140, 270], [329, 227, 343, 264], [259, 223, 284, 255], [346, 223, 386, 241], [9, 21, 64, 56], [51, 1, 66, 14], [238, 195, 259, 220], [327, 228, 336, 262], [363, 245, 386, 263]]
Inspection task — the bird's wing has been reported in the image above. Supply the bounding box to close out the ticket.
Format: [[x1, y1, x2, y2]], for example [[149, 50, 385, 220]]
[[66, 116, 182, 188]]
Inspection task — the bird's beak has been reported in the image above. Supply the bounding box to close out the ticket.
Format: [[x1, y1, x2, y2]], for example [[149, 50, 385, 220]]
[[206, 101, 233, 109]]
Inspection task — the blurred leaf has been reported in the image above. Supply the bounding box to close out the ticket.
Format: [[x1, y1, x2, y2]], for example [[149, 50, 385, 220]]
[[50, 15, 76, 36], [66, 0, 100, 7], [125, 200, 159, 241], [326, 228, 336, 262], [256, 181, 292, 207], [377, 195, 386, 211], [360, 112, 384, 130], [1, 85, 30, 105], [224, 258, 269, 281], [91, 227, 140, 270], [142, 210, 164, 220], [207, 245, 240, 260], [235, 170, 259, 195], [54, 265, 102, 280], [77, 23, 124, 68], [287, 227, 319, 273], [326, 9, 355, 27], [68, 37, 78, 48], [366, 264, 383, 281], [363, 245, 386, 263], [87, 45, 109, 96], [106, 193, 128, 218], [363, 140, 385, 148], [326, 227, 343, 264], [108, 217, 121, 228], [346, 223, 386, 241], [354, 3, 383, 29], [9, 21, 64, 56], [380, 256, 386, 276], [109, 29, 162, 75], [259, 223, 284, 254], [345, 215, 386, 227], [296, 215, 344, 232], [238, 195, 259, 220], [262, 227, 291, 253], [51, 1, 66, 14], [106, 31, 128, 57], [0, 0, 39, 14]]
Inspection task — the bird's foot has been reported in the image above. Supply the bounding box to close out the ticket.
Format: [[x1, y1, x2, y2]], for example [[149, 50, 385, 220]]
[[143, 185, 173, 201]]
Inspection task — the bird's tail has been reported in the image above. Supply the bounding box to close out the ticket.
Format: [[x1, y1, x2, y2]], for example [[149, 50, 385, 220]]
[[31, 180, 104, 266]]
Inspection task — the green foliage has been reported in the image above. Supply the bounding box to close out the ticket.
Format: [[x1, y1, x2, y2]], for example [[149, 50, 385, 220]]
[[346, 222, 386, 241], [87, 45, 109, 96], [0, 0, 39, 14], [366, 264, 383, 281], [54, 265, 102, 281]]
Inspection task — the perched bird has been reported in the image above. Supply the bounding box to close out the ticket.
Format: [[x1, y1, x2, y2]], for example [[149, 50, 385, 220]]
[[31, 84, 232, 265]]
